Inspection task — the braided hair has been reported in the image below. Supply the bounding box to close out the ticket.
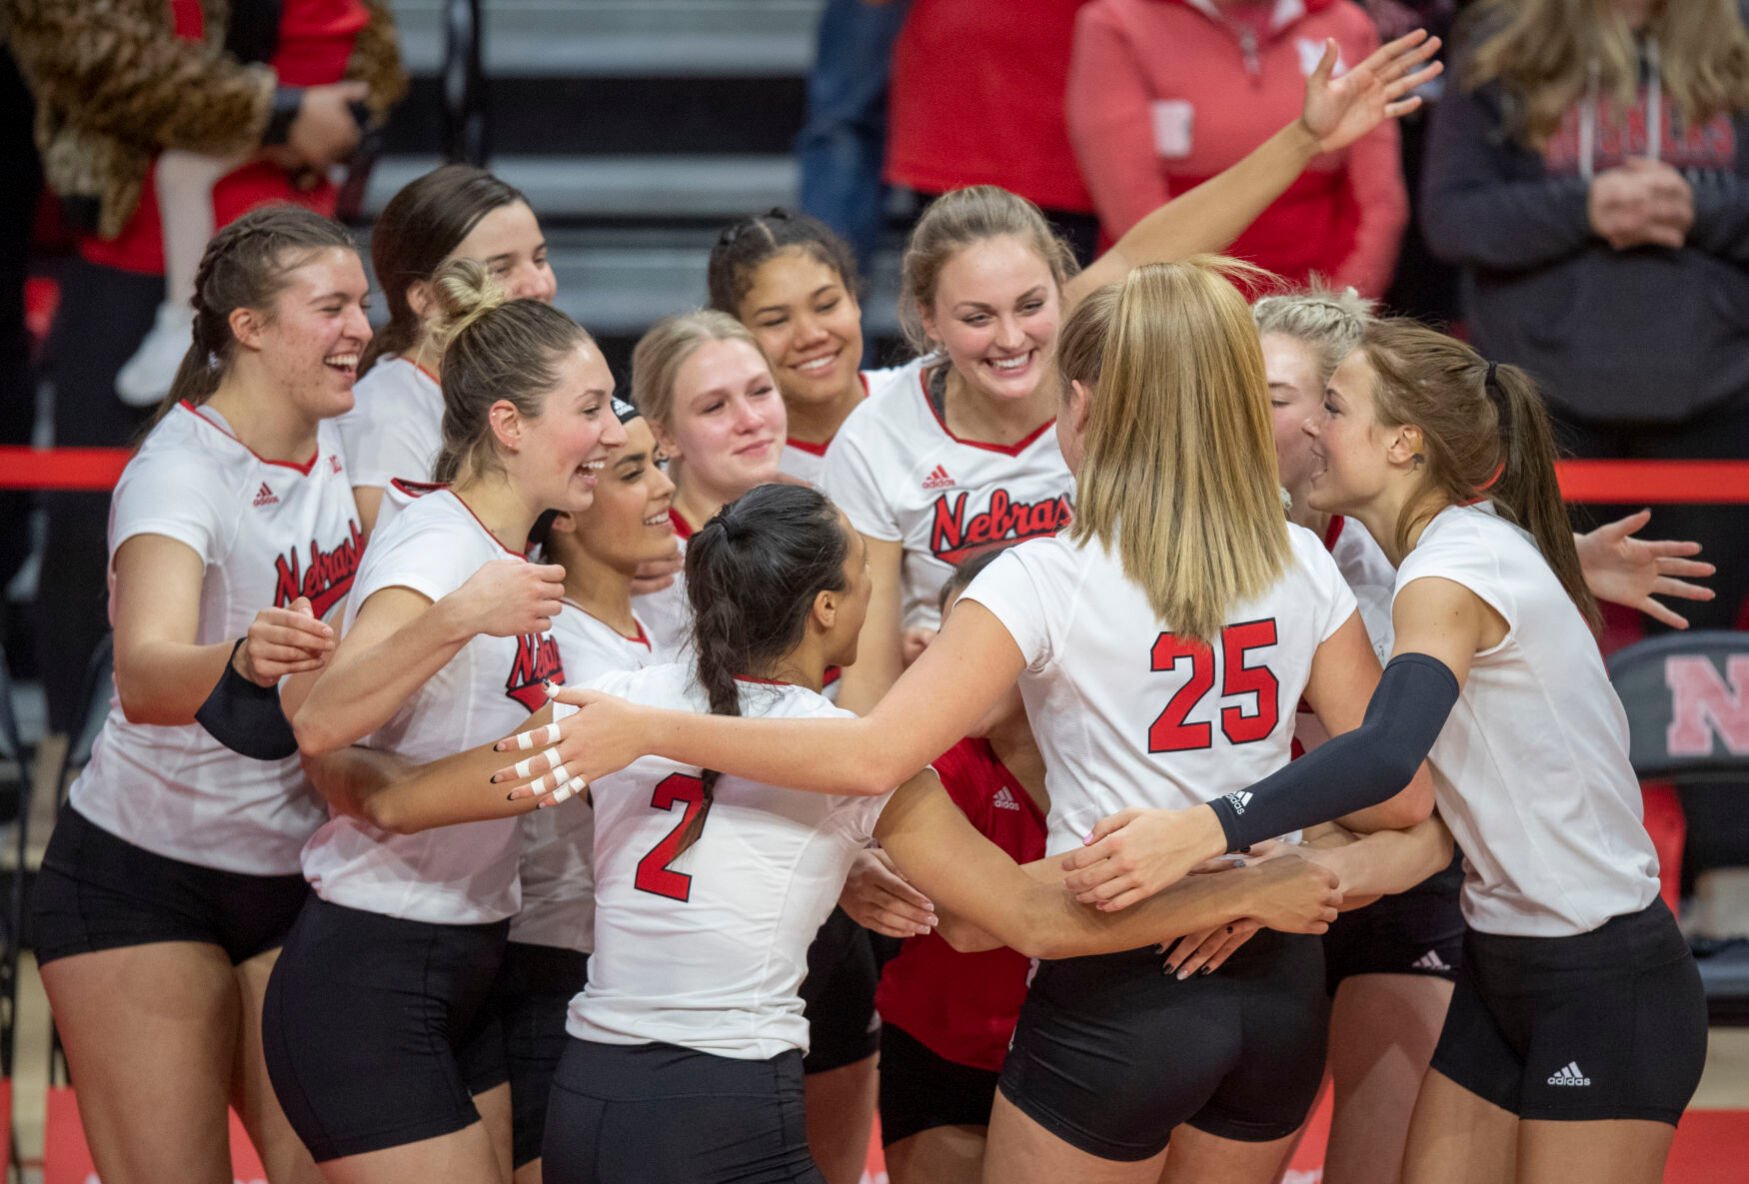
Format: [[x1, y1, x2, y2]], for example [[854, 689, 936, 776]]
[[706, 207, 861, 316], [164, 205, 358, 417], [675, 483, 851, 855]]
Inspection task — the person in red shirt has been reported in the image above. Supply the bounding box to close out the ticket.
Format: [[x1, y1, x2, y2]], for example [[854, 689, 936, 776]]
[[840, 546, 1047, 1184], [1067, 0, 1407, 296]]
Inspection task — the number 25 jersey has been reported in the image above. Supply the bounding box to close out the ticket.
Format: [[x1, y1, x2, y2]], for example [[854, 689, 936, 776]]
[[564, 664, 890, 1061], [962, 525, 1356, 857]]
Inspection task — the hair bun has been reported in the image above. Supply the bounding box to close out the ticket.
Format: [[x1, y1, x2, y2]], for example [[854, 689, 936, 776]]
[[428, 258, 510, 355]]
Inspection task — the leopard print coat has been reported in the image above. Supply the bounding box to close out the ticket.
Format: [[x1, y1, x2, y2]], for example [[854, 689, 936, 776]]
[[6, 0, 407, 240]]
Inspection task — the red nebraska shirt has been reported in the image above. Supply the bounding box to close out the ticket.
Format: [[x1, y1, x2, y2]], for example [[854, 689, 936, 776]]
[[874, 736, 1048, 1072]]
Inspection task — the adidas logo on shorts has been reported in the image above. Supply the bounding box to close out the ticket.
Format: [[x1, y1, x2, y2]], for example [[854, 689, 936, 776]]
[[1411, 949, 1452, 972], [922, 464, 955, 491], [992, 786, 1022, 812], [253, 482, 279, 507], [1224, 790, 1253, 814], [1547, 1062, 1591, 1087]]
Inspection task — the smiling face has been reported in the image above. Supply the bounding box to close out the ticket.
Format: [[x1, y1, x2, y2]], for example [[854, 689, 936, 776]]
[[569, 416, 678, 571], [1262, 331, 1328, 502], [248, 246, 373, 422], [1305, 347, 1399, 515], [923, 235, 1062, 405], [510, 341, 626, 513], [739, 247, 864, 410], [656, 337, 787, 502]]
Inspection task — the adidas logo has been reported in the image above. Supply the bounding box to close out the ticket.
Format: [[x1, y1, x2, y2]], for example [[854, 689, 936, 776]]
[[253, 482, 279, 507], [330, 454, 343, 474], [1547, 1062, 1591, 1087], [1225, 790, 1253, 814], [992, 786, 1021, 812], [1412, 949, 1452, 972], [922, 464, 955, 491]]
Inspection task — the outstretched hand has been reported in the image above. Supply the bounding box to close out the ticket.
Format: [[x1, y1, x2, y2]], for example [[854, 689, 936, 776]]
[[1574, 508, 1715, 630], [1301, 29, 1444, 155], [490, 685, 649, 805]]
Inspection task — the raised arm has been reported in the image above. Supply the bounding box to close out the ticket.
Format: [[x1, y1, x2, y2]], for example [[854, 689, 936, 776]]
[[499, 600, 1029, 800], [1067, 29, 1443, 307], [873, 770, 1343, 961]]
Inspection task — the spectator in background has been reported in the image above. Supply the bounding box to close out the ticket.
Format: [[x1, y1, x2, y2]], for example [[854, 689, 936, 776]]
[[885, 0, 1102, 264], [7, 0, 404, 754], [795, 0, 912, 278], [1067, 0, 1407, 297], [1421, 0, 1749, 896]]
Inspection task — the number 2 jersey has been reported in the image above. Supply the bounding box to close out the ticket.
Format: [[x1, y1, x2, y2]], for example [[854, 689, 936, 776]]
[[72, 403, 362, 875], [962, 525, 1356, 857], [563, 665, 891, 1060], [824, 357, 1074, 632], [300, 487, 565, 924]]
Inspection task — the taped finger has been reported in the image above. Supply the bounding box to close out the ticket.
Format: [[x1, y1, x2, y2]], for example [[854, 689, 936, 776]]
[[546, 774, 588, 807], [516, 723, 563, 751]]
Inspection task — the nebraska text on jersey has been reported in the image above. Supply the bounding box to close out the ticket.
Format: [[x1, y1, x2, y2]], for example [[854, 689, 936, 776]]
[[507, 632, 566, 712], [274, 520, 365, 619], [930, 488, 1073, 564]]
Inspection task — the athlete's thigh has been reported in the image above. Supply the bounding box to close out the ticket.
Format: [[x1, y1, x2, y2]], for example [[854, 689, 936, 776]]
[[1158, 1124, 1299, 1184], [42, 941, 240, 1184], [1324, 974, 1453, 1184], [804, 1053, 879, 1184], [474, 1082, 515, 1184], [1403, 1068, 1518, 1184], [982, 1089, 1167, 1184], [317, 1122, 508, 1184], [884, 1124, 986, 1184], [232, 947, 323, 1184], [1516, 1119, 1674, 1184]]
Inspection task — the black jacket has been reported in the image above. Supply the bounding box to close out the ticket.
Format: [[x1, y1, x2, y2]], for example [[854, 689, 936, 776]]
[[1421, 28, 1749, 424]]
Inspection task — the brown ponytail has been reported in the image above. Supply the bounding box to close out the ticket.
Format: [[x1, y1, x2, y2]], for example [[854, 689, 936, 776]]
[[1360, 320, 1599, 630]]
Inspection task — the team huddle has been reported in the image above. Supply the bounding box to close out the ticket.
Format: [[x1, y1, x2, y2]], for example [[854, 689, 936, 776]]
[[27, 26, 1718, 1184]]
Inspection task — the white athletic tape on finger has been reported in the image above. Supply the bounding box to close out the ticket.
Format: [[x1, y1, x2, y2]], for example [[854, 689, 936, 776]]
[[513, 752, 563, 779], [529, 761, 573, 795], [549, 774, 587, 806], [516, 722, 562, 751]]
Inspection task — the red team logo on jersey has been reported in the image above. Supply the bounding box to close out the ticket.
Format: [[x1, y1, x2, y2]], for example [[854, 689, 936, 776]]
[[929, 489, 1073, 565], [505, 633, 565, 713], [273, 520, 365, 619]]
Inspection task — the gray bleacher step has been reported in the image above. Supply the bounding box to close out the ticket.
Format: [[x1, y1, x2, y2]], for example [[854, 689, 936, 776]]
[[365, 155, 800, 223], [393, 0, 823, 77], [541, 229, 900, 338]]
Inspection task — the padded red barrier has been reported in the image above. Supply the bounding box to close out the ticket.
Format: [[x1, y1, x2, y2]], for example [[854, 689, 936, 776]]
[[43, 1085, 266, 1183]]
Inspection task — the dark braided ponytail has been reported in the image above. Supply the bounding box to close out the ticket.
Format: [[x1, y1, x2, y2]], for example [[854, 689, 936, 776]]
[[675, 483, 851, 855], [163, 205, 358, 420]]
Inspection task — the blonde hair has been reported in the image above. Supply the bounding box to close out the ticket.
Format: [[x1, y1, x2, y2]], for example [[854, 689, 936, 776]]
[[428, 258, 595, 483], [1359, 320, 1600, 630], [1463, 0, 1749, 148], [899, 186, 1079, 354], [1055, 281, 1120, 395], [1069, 258, 1289, 644], [630, 309, 766, 428], [1251, 287, 1376, 386]]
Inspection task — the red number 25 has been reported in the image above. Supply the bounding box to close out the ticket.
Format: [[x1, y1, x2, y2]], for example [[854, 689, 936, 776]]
[[1148, 619, 1280, 752]]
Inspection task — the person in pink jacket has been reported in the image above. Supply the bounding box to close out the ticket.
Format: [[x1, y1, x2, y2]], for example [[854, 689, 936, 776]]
[[1068, 0, 1408, 296]]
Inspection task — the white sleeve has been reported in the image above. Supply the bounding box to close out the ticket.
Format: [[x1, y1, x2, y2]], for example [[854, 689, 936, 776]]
[[344, 399, 441, 489], [354, 523, 488, 608], [1396, 524, 1517, 637], [109, 450, 239, 566], [822, 424, 902, 543], [957, 545, 1055, 671]]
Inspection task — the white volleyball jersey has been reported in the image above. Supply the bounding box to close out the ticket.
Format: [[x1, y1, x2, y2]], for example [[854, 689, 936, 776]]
[[776, 365, 907, 488], [633, 509, 694, 659], [336, 355, 444, 490], [1294, 515, 1398, 753], [1394, 505, 1659, 938], [963, 525, 1357, 857], [300, 488, 566, 924], [823, 357, 1074, 632], [566, 665, 889, 1059], [72, 403, 360, 875], [511, 603, 659, 953]]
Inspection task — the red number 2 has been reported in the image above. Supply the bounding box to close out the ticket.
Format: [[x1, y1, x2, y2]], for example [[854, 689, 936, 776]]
[[1148, 619, 1280, 753], [634, 773, 706, 902]]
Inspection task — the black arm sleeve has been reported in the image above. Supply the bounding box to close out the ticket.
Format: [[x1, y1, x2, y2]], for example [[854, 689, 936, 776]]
[[1208, 653, 1459, 852], [195, 640, 300, 761]]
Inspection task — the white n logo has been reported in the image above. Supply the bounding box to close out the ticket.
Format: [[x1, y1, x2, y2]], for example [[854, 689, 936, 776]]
[[1666, 655, 1749, 757]]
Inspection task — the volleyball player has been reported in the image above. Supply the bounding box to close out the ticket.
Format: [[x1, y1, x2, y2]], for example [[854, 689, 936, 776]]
[[504, 260, 1436, 1184], [338, 164, 556, 533], [30, 207, 366, 1184], [821, 29, 1443, 713], [1062, 321, 1710, 1184], [263, 262, 621, 1182], [1243, 290, 1715, 1183]]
